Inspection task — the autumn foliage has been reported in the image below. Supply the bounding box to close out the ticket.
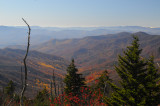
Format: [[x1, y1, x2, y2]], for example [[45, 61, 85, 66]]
[[50, 87, 107, 106]]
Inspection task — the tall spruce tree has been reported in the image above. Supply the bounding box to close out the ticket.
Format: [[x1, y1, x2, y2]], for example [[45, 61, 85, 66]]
[[144, 56, 160, 106], [106, 36, 153, 106], [64, 59, 85, 96]]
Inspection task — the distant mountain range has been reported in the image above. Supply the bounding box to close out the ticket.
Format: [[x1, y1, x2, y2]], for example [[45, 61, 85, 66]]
[[1, 25, 160, 48]]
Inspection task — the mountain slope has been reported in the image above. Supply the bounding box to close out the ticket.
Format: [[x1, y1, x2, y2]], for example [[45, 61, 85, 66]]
[[6, 32, 160, 84], [33, 32, 160, 79], [0, 48, 68, 97]]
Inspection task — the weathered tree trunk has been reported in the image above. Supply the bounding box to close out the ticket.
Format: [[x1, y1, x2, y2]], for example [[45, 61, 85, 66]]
[[57, 84, 59, 96], [21, 66, 23, 90], [20, 18, 31, 106], [60, 80, 64, 95], [50, 80, 53, 97], [52, 70, 57, 97]]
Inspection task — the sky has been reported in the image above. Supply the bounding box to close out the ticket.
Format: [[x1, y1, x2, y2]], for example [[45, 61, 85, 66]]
[[0, 0, 160, 27]]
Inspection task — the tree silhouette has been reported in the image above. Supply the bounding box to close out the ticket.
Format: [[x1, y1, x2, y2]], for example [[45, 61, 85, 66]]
[[64, 59, 85, 96]]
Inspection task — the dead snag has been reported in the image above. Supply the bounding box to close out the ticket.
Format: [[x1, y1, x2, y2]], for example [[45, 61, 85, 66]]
[[20, 18, 31, 106]]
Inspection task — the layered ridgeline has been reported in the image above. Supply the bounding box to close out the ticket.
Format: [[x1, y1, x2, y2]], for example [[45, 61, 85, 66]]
[[6, 32, 160, 83], [1, 25, 160, 48], [0, 48, 68, 97], [32, 32, 160, 80]]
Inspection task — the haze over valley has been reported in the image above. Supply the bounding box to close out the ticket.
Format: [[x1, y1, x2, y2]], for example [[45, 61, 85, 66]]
[[1, 25, 160, 48]]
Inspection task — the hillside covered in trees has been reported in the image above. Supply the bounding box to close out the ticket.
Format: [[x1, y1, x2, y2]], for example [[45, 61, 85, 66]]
[[0, 48, 68, 97], [8, 32, 160, 80], [0, 31, 160, 105]]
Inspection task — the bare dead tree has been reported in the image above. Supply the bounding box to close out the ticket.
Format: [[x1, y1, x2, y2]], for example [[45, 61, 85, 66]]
[[21, 66, 23, 90], [20, 18, 31, 106], [57, 84, 59, 96], [60, 80, 64, 102], [50, 79, 53, 97], [52, 70, 57, 97], [60, 79, 64, 95]]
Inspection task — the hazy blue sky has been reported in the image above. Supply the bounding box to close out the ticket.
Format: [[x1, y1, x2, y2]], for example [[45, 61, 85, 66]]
[[0, 0, 160, 27]]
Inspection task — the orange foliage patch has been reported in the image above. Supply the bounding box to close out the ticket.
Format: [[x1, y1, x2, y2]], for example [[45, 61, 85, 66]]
[[85, 70, 104, 83], [38, 62, 57, 70]]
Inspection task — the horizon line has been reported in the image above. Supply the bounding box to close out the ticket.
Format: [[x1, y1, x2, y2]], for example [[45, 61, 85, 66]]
[[0, 25, 160, 28]]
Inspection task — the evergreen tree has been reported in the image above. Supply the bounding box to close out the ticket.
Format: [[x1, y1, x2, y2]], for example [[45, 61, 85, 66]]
[[144, 56, 160, 106], [106, 36, 149, 105], [4, 80, 15, 96], [64, 59, 85, 96]]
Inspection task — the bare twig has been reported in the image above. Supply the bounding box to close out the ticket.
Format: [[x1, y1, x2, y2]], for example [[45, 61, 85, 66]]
[[20, 18, 31, 106]]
